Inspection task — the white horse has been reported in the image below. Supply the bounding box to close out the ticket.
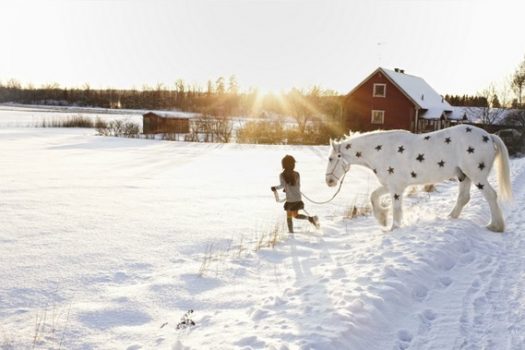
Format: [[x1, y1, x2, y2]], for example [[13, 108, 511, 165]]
[[325, 124, 512, 232]]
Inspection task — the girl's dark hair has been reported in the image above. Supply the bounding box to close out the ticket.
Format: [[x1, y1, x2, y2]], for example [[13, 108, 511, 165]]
[[281, 155, 297, 186]]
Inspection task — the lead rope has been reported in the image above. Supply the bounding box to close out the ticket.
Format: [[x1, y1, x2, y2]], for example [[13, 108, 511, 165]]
[[300, 171, 347, 205], [273, 171, 347, 205]]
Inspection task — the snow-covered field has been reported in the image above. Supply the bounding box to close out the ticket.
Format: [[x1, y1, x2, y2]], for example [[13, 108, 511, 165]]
[[0, 104, 199, 128], [1, 106, 525, 349]]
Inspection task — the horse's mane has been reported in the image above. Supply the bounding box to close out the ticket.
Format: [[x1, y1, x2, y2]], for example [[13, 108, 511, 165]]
[[335, 129, 410, 144]]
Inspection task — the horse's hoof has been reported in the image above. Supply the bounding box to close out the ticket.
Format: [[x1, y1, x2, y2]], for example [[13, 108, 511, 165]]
[[486, 223, 504, 233], [388, 224, 400, 231]]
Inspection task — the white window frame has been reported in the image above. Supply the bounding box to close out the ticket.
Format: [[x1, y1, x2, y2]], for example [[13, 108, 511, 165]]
[[371, 110, 385, 124], [373, 83, 386, 97]]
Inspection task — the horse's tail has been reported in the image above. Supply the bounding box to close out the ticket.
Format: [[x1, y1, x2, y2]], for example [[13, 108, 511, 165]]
[[491, 134, 513, 202]]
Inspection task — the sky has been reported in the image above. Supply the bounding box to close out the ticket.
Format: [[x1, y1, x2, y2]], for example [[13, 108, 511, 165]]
[[1, 0, 524, 95]]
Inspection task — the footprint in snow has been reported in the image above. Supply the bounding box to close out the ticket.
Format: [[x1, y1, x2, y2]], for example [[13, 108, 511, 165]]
[[396, 329, 413, 349], [422, 309, 437, 321], [411, 285, 428, 302], [398, 329, 413, 342], [438, 276, 453, 288]]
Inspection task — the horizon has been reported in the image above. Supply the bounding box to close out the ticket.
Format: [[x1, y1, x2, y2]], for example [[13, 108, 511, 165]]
[[1, 0, 524, 96]]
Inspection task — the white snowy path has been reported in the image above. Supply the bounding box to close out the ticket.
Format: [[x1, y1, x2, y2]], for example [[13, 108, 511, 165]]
[[1, 126, 525, 349]]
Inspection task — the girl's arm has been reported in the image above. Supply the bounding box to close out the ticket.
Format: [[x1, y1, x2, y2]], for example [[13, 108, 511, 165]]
[[271, 174, 285, 191]]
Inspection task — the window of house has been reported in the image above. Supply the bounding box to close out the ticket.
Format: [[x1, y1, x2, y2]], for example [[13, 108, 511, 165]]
[[371, 110, 384, 124], [373, 83, 386, 97]]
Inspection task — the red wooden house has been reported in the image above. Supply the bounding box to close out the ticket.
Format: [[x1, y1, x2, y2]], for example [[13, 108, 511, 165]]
[[343, 67, 454, 133]]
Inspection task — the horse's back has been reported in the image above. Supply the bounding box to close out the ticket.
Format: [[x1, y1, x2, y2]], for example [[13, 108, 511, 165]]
[[387, 125, 495, 186]]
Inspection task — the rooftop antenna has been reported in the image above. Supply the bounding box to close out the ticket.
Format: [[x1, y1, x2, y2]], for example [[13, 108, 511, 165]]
[[377, 42, 386, 66]]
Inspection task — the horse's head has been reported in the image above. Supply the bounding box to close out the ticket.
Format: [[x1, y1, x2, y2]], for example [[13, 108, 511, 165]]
[[326, 139, 350, 187]]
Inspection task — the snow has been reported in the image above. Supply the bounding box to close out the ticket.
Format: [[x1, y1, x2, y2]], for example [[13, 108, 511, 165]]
[[381, 68, 452, 111], [1, 107, 525, 349], [0, 104, 199, 128]]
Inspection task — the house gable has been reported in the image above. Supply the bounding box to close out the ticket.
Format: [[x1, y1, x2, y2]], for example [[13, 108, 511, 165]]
[[343, 67, 454, 133], [343, 68, 417, 132]]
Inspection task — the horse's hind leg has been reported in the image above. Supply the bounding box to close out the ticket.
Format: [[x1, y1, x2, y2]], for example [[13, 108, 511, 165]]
[[477, 181, 505, 232], [449, 176, 471, 218], [370, 186, 388, 226]]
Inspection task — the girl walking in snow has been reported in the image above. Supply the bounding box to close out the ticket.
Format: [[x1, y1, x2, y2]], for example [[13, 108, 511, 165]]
[[271, 155, 319, 233]]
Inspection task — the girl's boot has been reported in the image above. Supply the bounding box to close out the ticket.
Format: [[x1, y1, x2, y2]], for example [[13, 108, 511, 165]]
[[308, 216, 320, 229], [287, 217, 294, 233]]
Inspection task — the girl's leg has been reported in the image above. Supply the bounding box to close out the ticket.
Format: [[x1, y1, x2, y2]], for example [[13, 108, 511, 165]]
[[286, 211, 297, 233], [296, 211, 320, 228]]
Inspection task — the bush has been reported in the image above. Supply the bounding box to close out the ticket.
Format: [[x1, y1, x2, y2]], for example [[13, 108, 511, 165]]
[[236, 118, 344, 145], [236, 119, 285, 144], [39, 115, 94, 128], [97, 119, 141, 137]]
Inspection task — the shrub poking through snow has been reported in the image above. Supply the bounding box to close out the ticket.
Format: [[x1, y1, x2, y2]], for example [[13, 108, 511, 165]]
[[344, 204, 372, 219], [176, 310, 195, 330], [198, 222, 287, 277], [344, 197, 372, 219], [97, 119, 140, 137], [423, 184, 436, 193], [39, 115, 95, 128]]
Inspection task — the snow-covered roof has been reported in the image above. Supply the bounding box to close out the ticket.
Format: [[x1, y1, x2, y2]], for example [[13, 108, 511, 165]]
[[380, 68, 453, 111], [418, 108, 447, 120], [143, 111, 197, 119]]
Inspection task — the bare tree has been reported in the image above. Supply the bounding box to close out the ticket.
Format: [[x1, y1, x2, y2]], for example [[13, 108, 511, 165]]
[[478, 84, 507, 125], [287, 88, 314, 134], [511, 56, 525, 107]]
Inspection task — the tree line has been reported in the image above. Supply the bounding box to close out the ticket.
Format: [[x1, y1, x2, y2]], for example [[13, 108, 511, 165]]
[[0, 76, 340, 118]]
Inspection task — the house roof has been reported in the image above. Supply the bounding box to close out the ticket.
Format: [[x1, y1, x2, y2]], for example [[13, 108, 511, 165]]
[[380, 68, 453, 111], [143, 111, 196, 119], [347, 67, 453, 115]]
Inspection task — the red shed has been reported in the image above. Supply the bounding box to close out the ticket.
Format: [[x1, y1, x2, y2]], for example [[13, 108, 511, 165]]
[[343, 67, 454, 133], [143, 112, 190, 134]]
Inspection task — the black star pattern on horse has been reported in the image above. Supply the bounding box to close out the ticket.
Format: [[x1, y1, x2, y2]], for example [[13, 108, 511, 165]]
[[388, 167, 394, 174], [375, 145, 382, 151], [398, 146, 405, 153], [466, 127, 472, 132], [476, 183, 484, 190], [478, 162, 485, 170], [482, 135, 490, 143], [345, 143, 352, 150], [394, 194, 400, 200], [411, 171, 417, 178], [438, 160, 445, 167], [467, 146, 475, 154], [416, 154, 425, 162], [445, 137, 451, 144], [424, 136, 431, 140], [355, 151, 362, 158]]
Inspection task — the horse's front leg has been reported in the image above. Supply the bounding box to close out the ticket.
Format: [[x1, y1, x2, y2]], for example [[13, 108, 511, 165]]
[[390, 188, 406, 230], [370, 186, 389, 226]]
